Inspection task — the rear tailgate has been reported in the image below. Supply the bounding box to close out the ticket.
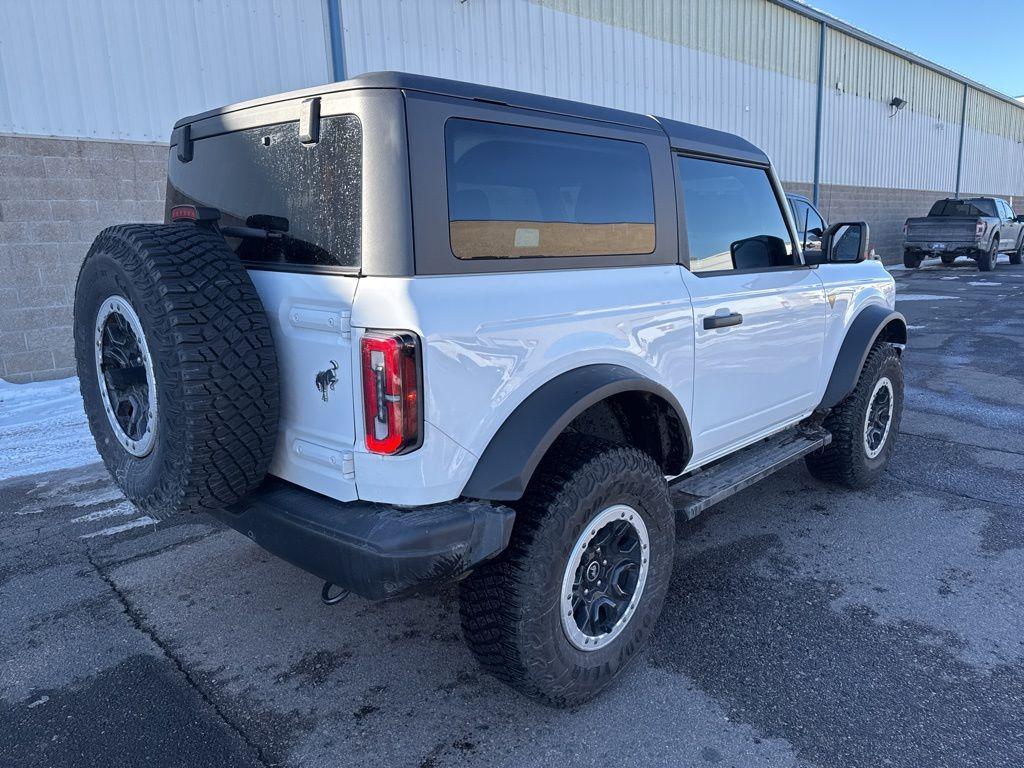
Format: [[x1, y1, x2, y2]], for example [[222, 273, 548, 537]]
[[167, 111, 364, 501], [905, 216, 979, 244]]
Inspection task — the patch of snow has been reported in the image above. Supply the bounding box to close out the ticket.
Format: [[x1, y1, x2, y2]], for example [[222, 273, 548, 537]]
[[80, 516, 159, 539], [896, 294, 959, 302], [0, 377, 100, 482], [939, 276, 958, 281], [72, 487, 123, 507], [968, 281, 1002, 286], [906, 325, 927, 330], [71, 501, 137, 524], [27, 696, 49, 709]]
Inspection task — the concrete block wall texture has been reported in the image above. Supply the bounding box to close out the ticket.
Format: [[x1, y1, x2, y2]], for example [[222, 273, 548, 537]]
[[782, 180, 1023, 261], [0, 135, 165, 383]]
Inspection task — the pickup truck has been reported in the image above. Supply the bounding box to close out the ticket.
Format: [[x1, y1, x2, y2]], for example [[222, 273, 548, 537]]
[[903, 196, 1024, 271], [71, 71, 905, 706]]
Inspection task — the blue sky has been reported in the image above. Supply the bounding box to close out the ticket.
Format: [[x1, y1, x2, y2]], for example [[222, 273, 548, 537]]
[[807, 0, 1024, 97]]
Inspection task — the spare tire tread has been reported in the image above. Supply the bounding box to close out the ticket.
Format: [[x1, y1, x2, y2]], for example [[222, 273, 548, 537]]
[[74, 223, 279, 514]]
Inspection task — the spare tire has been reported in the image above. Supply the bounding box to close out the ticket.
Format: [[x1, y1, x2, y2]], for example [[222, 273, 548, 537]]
[[73, 224, 279, 515]]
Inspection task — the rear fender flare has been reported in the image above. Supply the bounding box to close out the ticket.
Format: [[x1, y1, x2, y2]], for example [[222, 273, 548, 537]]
[[461, 364, 691, 502]]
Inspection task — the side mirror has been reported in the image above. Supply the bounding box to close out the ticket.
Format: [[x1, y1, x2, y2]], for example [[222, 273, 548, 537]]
[[822, 221, 869, 263], [1015, 215, 1024, 223]]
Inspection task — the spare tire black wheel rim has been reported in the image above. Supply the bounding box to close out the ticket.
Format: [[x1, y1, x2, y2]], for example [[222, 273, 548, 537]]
[[863, 376, 894, 459], [561, 504, 650, 651], [94, 296, 157, 457]]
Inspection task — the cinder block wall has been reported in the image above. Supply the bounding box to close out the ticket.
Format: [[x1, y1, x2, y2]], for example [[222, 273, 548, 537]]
[[0, 135, 165, 383], [785, 181, 1023, 259]]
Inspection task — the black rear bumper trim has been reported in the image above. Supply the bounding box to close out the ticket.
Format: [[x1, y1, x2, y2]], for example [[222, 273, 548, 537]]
[[215, 479, 515, 600]]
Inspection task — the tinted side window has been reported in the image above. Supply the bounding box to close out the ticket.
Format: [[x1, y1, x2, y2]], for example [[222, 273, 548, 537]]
[[444, 119, 655, 259], [677, 156, 796, 273]]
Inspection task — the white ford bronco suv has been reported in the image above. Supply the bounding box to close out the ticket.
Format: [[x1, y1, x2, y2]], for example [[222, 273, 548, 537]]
[[73, 72, 905, 706]]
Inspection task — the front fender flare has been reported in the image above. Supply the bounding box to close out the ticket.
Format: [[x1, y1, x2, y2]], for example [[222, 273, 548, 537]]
[[819, 305, 907, 410], [461, 364, 690, 502]]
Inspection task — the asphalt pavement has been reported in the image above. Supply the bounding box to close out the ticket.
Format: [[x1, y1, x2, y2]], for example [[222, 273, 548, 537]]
[[2, 257, 1023, 768]]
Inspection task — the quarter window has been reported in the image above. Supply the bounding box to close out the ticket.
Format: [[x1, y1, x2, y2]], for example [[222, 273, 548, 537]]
[[444, 119, 656, 259], [677, 156, 797, 273]]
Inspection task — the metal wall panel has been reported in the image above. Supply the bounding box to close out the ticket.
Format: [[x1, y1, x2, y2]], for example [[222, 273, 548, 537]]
[[0, 0, 332, 142], [340, 0, 819, 182], [820, 28, 962, 191], [961, 89, 1024, 196]]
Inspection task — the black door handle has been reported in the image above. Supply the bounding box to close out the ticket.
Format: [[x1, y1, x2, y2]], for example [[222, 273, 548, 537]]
[[703, 312, 743, 330]]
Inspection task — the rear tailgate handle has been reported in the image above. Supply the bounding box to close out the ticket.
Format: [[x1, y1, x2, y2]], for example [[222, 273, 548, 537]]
[[704, 312, 743, 330]]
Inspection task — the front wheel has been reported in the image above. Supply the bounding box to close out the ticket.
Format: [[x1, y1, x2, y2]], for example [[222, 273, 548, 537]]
[[459, 435, 675, 707], [978, 239, 998, 271], [806, 344, 904, 489], [1011, 237, 1023, 266]]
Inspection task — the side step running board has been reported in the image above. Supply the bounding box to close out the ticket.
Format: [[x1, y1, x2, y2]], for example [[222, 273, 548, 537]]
[[669, 425, 831, 520]]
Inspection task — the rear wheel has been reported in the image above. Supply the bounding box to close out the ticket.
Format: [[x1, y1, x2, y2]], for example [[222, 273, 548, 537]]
[[459, 435, 674, 707], [74, 224, 279, 515], [902, 249, 921, 269], [806, 344, 903, 489], [978, 238, 998, 271]]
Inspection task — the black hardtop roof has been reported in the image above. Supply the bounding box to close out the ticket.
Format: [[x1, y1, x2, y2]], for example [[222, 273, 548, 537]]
[[174, 70, 769, 164]]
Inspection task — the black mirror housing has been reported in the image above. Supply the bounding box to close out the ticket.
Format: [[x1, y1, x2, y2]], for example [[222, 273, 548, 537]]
[[822, 221, 870, 263]]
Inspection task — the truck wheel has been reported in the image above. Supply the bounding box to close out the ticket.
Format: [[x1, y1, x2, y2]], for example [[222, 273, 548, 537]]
[[1011, 238, 1024, 266], [73, 224, 279, 515], [806, 344, 903, 489], [979, 239, 998, 271], [940, 254, 957, 266], [902, 249, 921, 269], [459, 434, 675, 707]]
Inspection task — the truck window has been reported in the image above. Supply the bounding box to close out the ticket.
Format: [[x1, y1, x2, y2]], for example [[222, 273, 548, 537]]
[[677, 156, 797, 273], [928, 199, 996, 217], [444, 119, 655, 259]]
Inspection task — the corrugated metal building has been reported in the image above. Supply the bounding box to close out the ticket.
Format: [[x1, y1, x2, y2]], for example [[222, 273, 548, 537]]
[[2, 0, 1023, 381]]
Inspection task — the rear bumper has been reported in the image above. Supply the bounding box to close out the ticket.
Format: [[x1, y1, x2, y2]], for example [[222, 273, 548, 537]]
[[904, 241, 980, 254], [215, 479, 515, 600]]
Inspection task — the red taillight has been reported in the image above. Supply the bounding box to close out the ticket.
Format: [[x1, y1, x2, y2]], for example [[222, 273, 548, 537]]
[[976, 220, 986, 237], [360, 331, 421, 455], [171, 205, 198, 221]]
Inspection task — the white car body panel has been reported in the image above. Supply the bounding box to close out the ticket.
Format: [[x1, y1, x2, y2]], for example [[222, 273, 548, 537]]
[[250, 258, 896, 507], [248, 270, 360, 502], [681, 267, 827, 465], [351, 265, 695, 502]]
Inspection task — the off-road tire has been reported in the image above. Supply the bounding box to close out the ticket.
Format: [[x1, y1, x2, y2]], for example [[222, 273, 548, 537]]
[[940, 254, 957, 266], [978, 238, 998, 272], [1011, 237, 1024, 266], [74, 224, 279, 515], [902, 249, 921, 269], [806, 344, 903, 489], [459, 434, 675, 707]]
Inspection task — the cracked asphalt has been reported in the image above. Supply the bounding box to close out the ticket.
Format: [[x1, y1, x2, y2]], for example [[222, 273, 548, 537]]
[[2, 258, 1023, 768]]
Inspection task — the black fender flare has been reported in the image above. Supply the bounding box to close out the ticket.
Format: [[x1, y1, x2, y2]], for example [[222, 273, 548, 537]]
[[461, 364, 691, 502], [818, 304, 907, 410]]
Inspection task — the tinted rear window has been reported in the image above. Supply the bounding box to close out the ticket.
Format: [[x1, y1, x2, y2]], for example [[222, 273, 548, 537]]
[[167, 114, 361, 269], [928, 199, 995, 217], [444, 119, 655, 259]]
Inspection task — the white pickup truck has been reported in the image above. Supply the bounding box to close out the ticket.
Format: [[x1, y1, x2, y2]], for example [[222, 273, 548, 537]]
[[73, 72, 906, 706]]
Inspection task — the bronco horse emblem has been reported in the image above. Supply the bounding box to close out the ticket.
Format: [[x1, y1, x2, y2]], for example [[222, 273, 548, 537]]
[[315, 361, 339, 402]]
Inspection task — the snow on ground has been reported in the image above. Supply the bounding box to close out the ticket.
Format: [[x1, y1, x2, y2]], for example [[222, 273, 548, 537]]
[[0, 377, 100, 482], [896, 294, 959, 302]]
